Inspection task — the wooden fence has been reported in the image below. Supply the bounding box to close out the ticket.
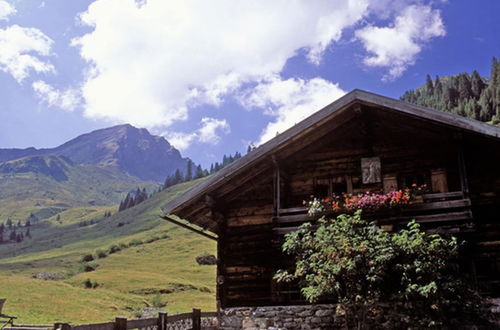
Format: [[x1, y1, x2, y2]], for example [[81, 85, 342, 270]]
[[4, 309, 218, 330]]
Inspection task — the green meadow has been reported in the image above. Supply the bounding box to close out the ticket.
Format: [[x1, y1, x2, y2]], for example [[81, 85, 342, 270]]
[[0, 179, 217, 324]]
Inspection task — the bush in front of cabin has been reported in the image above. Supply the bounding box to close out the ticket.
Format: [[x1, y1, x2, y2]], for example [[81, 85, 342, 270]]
[[275, 210, 489, 329]]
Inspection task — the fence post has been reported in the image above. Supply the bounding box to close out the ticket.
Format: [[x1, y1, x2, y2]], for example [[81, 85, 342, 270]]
[[158, 312, 167, 330], [115, 317, 127, 330], [54, 323, 71, 330], [192, 308, 201, 330]]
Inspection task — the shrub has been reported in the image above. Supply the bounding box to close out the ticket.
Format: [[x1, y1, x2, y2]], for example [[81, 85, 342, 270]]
[[83, 278, 98, 289], [81, 262, 98, 272], [151, 293, 165, 308], [275, 210, 488, 329], [95, 249, 107, 259], [80, 253, 94, 262], [128, 239, 143, 247], [195, 254, 217, 265], [108, 244, 121, 254]]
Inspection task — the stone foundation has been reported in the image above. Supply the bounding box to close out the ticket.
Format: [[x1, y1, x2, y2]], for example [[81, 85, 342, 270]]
[[219, 304, 342, 330]]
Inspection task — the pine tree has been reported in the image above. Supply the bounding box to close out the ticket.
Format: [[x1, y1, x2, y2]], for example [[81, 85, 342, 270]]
[[425, 74, 434, 94], [470, 70, 485, 98], [194, 165, 204, 179], [185, 160, 193, 181], [434, 76, 443, 95], [174, 169, 183, 184]]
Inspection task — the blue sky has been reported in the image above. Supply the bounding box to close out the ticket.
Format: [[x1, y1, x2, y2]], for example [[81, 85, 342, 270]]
[[0, 0, 499, 168]]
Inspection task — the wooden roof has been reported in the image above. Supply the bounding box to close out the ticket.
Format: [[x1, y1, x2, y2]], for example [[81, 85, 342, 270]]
[[161, 89, 500, 232]]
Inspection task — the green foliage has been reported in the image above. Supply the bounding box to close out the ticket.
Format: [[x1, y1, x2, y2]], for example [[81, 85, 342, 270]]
[[151, 293, 166, 308], [83, 278, 99, 289], [276, 211, 488, 329], [107, 244, 122, 254], [80, 253, 95, 262], [401, 57, 500, 123], [80, 262, 98, 272], [95, 249, 107, 259]]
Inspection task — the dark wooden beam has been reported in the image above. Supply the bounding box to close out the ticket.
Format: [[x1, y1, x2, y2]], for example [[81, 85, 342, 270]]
[[272, 155, 281, 216], [160, 215, 218, 241]]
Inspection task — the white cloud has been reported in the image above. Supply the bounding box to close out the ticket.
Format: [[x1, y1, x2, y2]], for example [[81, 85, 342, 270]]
[[165, 131, 197, 152], [166, 117, 230, 151], [355, 4, 445, 80], [0, 25, 54, 82], [0, 0, 15, 21], [72, 0, 368, 128], [32, 80, 81, 111], [239, 76, 346, 145], [198, 117, 230, 145]]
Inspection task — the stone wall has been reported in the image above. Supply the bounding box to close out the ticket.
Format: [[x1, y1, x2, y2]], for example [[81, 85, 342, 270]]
[[219, 304, 343, 330]]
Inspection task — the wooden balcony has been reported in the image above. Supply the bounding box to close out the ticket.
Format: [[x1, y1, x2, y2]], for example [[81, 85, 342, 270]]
[[272, 191, 474, 236]]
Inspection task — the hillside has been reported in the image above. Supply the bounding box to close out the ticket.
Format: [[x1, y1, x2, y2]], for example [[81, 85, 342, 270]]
[[0, 124, 188, 182], [0, 179, 217, 323], [401, 57, 500, 124], [0, 154, 159, 227]]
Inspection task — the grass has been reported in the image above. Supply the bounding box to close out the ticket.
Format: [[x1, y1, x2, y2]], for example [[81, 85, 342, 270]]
[[0, 179, 217, 324]]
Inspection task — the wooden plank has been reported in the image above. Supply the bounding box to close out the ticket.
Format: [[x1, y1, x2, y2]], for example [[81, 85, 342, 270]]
[[274, 214, 313, 224], [406, 198, 471, 211], [3, 328, 50, 330], [227, 215, 272, 227], [126, 318, 157, 329], [72, 323, 114, 330], [422, 191, 463, 200], [388, 211, 473, 224], [278, 207, 308, 214], [160, 215, 218, 241], [166, 313, 193, 323], [10, 326, 52, 328]]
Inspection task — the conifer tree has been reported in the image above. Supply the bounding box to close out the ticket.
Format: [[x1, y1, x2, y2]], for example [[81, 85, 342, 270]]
[[174, 169, 183, 184], [185, 160, 193, 181], [194, 165, 204, 179]]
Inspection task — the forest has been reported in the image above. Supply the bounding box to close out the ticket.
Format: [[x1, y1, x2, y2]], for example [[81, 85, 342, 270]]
[[401, 57, 500, 123]]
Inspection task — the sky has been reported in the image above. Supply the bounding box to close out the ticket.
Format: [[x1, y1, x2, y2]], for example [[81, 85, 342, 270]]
[[0, 0, 499, 168]]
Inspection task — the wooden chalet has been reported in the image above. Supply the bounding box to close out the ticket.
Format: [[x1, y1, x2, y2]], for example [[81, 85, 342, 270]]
[[162, 89, 500, 309]]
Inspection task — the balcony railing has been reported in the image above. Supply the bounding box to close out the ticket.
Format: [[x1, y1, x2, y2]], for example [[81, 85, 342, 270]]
[[273, 191, 473, 235]]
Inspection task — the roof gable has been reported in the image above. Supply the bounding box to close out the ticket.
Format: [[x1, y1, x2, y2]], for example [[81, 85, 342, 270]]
[[162, 89, 500, 230]]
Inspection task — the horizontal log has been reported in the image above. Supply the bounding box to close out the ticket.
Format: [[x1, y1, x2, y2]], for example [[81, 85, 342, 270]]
[[72, 323, 114, 330], [406, 198, 471, 211], [10, 326, 52, 328], [386, 210, 473, 224], [422, 191, 463, 200], [225, 266, 266, 273], [278, 207, 308, 214], [273, 227, 301, 235], [274, 214, 313, 224], [227, 215, 272, 227], [167, 313, 193, 323], [4, 328, 50, 330], [126, 318, 157, 329]]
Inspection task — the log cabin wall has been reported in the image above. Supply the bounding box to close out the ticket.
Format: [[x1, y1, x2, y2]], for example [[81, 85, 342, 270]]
[[217, 105, 490, 308], [220, 174, 276, 307], [162, 93, 500, 308], [464, 136, 500, 295]]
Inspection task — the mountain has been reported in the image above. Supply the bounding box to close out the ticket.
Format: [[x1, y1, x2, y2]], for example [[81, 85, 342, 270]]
[[0, 124, 188, 182], [0, 154, 158, 207]]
